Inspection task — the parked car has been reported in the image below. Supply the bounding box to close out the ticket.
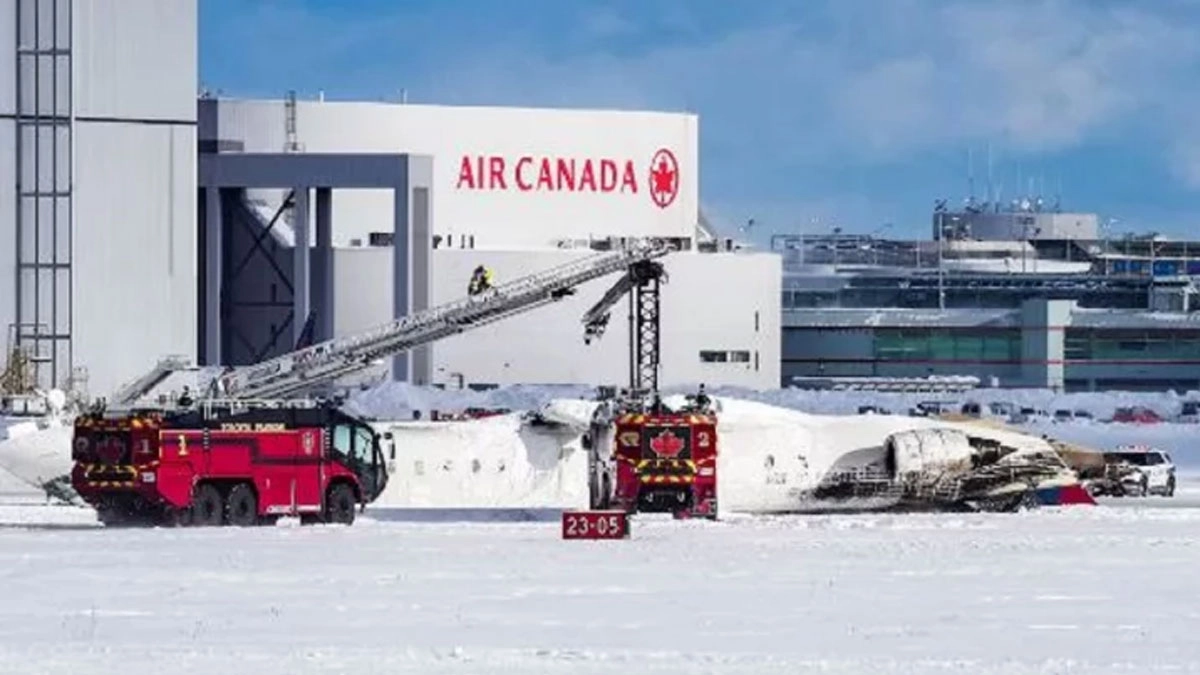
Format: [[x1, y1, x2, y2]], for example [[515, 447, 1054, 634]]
[[960, 401, 1018, 422], [857, 405, 892, 415], [909, 400, 958, 417], [1053, 409, 1094, 423], [1084, 446, 1176, 497], [1110, 406, 1162, 424], [1177, 400, 1200, 423]]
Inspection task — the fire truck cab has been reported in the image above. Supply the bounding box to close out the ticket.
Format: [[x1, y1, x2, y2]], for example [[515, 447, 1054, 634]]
[[70, 403, 388, 527], [588, 391, 718, 519]]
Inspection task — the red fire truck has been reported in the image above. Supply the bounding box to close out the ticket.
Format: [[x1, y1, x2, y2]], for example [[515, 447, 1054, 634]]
[[69, 403, 388, 527], [587, 391, 718, 519], [611, 408, 718, 518]]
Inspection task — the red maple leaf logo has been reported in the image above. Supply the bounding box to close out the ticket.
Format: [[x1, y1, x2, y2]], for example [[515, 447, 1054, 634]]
[[649, 429, 685, 458], [648, 148, 679, 209]]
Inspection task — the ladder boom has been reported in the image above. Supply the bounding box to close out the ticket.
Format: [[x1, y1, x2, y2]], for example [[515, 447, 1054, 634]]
[[580, 259, 666, 391], [211, 241, 671, 401]]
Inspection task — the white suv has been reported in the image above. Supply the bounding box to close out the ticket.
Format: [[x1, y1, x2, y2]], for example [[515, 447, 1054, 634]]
[[1103, 446, 1176, 497]]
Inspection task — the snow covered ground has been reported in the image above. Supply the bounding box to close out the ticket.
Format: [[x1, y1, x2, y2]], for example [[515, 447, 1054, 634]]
[[2, 487, 1200, 674], [4, 386, 1200, 672]]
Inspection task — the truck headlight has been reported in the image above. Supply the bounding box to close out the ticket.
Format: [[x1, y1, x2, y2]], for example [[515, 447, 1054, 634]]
[[141, 472, 156, 484]]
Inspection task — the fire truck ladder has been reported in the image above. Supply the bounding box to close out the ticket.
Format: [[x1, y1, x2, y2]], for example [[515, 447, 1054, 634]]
[[209, 241, 673, 401], [581, 258, 665, 391]]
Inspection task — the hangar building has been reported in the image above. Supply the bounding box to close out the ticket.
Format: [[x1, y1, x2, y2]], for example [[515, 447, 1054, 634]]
[[199, 97, 779, 390], [0, 1, 780, 397]]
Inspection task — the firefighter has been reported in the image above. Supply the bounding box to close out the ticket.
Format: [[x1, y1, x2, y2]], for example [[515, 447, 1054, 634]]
[[177, 386, 194, 408], [468, 266, 482, 296], [468, 265, 495, 296], [695, 383, 711, 410]]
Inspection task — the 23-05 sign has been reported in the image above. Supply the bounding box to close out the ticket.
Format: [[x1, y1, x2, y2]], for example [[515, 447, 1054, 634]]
[[561, 510, 630, 540]]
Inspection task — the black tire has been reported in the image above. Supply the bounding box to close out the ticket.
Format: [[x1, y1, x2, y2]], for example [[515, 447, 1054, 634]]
[[191, 483, 225, 527], [225, 483, 259, 527], [599, 474, 612, 510], [324, 482, 357, 525], [161, 507, 193, 528], [1165, 476, 1176, 497], [97, 506, 154, 528]]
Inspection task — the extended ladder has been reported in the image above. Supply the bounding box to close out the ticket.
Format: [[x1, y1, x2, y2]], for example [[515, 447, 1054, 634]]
[[209, 240, 672, 401]]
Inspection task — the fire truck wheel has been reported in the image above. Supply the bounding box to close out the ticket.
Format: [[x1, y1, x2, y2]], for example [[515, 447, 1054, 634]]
[[191, 484, 225, 527], [225, 483, 259, 527], [599, 475, 612, 510], [324, 482, 356, 525]]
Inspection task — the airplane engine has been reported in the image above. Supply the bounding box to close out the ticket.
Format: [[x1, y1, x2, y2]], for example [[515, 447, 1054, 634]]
[[885, 428, 975, 481]]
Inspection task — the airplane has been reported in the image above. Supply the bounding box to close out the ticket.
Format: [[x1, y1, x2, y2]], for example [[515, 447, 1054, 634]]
[[0, 390, 1092, 516], [0, 389, 83, 505], [540, 393, 1094, 514]]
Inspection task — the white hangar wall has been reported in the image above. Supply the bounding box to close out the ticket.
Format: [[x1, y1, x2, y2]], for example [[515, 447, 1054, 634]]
[[0, 0, 196, 397], [204, 98, 699, 249], [332, 248, 781, 390]]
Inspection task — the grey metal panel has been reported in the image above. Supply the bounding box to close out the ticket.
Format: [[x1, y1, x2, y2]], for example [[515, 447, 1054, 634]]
[[292, 186, 310, 345], [408, 155, 433, 385], [313, 188, 333, 342], [390, 166, 410, 382], [72, 0, 196, 121], [0, 3, 13, 115], [199, 153, 415, 189], [0, 120, 13, 343], [73, 121, 195, 395], [197, 97, 217, 140]]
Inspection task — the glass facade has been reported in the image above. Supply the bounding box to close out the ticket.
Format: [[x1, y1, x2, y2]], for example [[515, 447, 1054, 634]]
[[782, 274, 1151, 311], [1065, 329, 1200, 361], [873, 329, 1021, 363]]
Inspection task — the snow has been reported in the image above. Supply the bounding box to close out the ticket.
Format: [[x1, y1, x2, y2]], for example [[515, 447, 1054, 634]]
[[2, 491, 1200, 673], [0, 422, 72, 495], [349, 381, 1198, 426], [0, 418, 40, 497], [3, 385, 1200, 670]]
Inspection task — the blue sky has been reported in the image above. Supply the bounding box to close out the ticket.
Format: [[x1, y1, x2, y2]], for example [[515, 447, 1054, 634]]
[[199, 0, 1200, 243]]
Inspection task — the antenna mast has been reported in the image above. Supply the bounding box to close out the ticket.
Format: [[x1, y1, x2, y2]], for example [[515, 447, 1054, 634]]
[[967, 147, 975, 207]]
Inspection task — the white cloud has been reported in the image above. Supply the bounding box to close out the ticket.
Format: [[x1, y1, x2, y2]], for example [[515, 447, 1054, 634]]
[[418, 0, 1200, 174], [209, 0, 1200, 228]]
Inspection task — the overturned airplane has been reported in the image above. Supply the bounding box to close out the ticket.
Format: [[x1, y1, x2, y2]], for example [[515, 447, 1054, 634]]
[[546, 395, 1094, 515], [0, 393, 1094, 518]]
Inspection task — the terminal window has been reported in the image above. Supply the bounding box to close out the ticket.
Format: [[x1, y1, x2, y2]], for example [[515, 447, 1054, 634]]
[[700, 350, 752, 363], [873, 329, 1020, 363], [1065, 328, 1200, 361]]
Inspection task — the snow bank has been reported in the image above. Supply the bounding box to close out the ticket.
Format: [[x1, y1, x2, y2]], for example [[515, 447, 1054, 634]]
[[347, 381, 1200, 426], [345, 382, 593, 421], [0, 425, 73, 495], [717, 385, 1195, 421]]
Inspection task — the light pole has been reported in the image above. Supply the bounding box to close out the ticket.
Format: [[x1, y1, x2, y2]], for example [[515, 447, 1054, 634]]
[[937, 212, 946, 310]]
